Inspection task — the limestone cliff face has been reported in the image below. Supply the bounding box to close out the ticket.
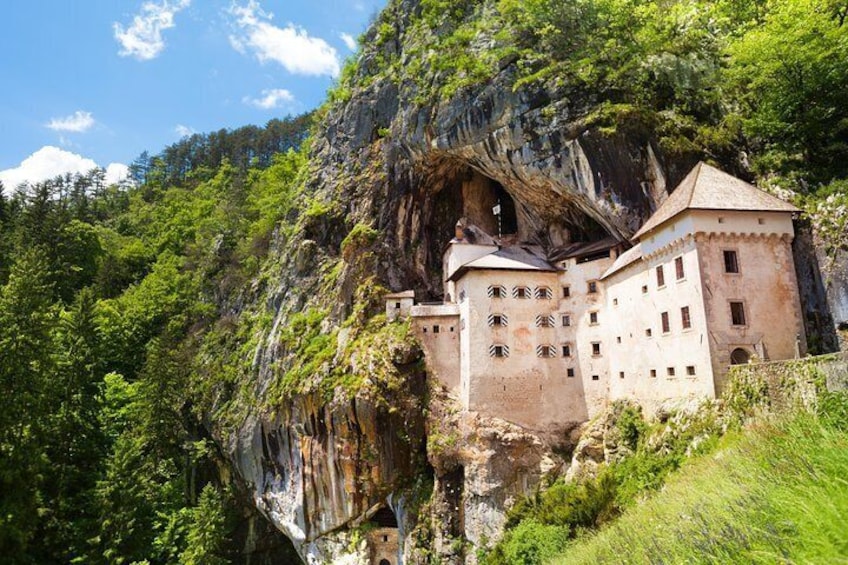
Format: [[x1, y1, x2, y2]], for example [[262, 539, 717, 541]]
[[218, 1, 841, 563]]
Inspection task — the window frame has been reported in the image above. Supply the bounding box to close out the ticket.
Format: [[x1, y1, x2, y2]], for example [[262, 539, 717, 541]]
[[587, 280, 598, 294], [487, 285, 506, 298], [513, 286, 531, 299], [730, 300, 747, 327], [489, 344, 510, 358], [656, 265, 665, 288], [661, 311, 670, 334], [535, 286, 553, 300], [591, 342, 602, 357], [723, 249, 740, 274], [675, 256, 685, 280], [589, 311, 599, 325], [681, 306, 691, 330]]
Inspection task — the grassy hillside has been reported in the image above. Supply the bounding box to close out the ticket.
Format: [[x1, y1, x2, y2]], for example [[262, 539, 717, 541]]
[[555, 403, 848, 564]]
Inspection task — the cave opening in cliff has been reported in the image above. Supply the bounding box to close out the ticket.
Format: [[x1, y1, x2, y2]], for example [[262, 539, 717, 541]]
[[429, 167, 521, 244]]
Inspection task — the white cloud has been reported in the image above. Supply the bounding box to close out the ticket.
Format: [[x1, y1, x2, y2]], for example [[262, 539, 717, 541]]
[[175, 124, 195, 137], [114, 0, 190, 61], [243, 88, 296, 110], [47, 110, 96, 133], [0, 146, 128, 190], [229, 1, 340, 77], [105, 163, 131, 185], [340, 32, 357, 51]]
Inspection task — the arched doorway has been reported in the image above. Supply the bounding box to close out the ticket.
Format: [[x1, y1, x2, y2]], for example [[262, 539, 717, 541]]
[[379, 560, 391, 565], [730, 348, 751, 365]]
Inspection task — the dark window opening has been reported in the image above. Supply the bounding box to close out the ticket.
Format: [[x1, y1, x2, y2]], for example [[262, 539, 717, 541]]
[[681, 306, 691, 329], [619, 371, 625, 379], [589, 311, 599, 325], [650, 369, 657, 378], [642, 285, 648, 294], [646, 328, 653, 337], [592, 374, 600, 381], [730, 301, 746, 326], [562, 286, 571, 298], [675, 256, 685, 280], [686, 365, 696, 376], [567, 368, 575, 377], [587, 281, 598, 294], [592, 342, 601, 356], [667, 367, 676, 377], [514, 286, 531, 299], [661, 312, 670, 333], [724, 250, 739, 273], [656, 265, 665, 287], [395, 302, 401, 309], [562, 345, 571, 357], [488, 285, 506, 298], [433, 325, 440, 334], [562, 315, 571, 327]]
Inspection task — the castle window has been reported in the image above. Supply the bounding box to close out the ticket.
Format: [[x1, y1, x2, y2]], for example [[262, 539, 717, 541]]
[[616, 336, 622, 343], [642, 285, 648, 294], [562, 344, 571, 357], [537, 344, 557, 358], [488, 314, 508, 327], [488, 285, 506, 298], [681, 306, 691, 330], [730, 301, 746, 326], [562, 286, 571, 298], [667, 367, 676, 377], [592, 374, 600, 381], [723, 250, 739, 274], [395, 302, 401, 309], [675, 256, 685, 280], [656, 265, 665, 287], [619, 371, 625, 379], [589, 311, 599, 325], [459, 289, 467, 302], [758, 218, 765, 225], [661, 312, 670, 334], [562, 314, 572, 327], [650, 369, 657, 378], [536, 314, 555, 328], [686, 365, 696, 376], [535, 286, 553, 300], [718, 217, 725, 224], [567, 368, 575, 377], [587, 281, 598, 294], [613, 298, 618, 306], [591, 342, 601, 356], [513, 286, 531, 299], [490, 344, 509, 358], [433, 325, 440, 334], [645, 328, 653, 337]]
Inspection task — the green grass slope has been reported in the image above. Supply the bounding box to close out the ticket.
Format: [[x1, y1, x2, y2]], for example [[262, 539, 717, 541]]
[[553, 407, 848, 564]]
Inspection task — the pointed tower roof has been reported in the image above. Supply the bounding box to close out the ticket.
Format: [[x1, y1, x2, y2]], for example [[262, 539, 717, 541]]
[[632, 162, 799, 240]]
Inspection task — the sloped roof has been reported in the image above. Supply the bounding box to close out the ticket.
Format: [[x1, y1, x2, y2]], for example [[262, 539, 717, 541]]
[[601, 243, 643, 280], [632, 162, 799, 240], [449, 245, 556, 281], [550, 236, 621, 263]]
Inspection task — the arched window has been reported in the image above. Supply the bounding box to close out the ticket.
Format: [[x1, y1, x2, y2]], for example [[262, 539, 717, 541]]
[[730, 348, 750, 365]]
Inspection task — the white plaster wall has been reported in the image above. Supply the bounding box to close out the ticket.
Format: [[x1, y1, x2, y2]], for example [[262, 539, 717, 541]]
[[411, 306, 461, 393], [605, 238, 715, 412], [386, 297, 414, 321], [443, 243, 498, 282], [557, 256, 616, 419], [459, 269, 590, 429]]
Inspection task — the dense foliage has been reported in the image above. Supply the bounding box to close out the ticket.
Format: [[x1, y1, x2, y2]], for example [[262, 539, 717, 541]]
[[0, 115, 310, 563]]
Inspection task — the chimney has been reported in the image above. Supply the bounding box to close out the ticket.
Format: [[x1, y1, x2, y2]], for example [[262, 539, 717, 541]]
[[455, 218, 466, 241]]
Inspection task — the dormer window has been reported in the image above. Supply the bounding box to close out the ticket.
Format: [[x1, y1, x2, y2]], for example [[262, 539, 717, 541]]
[[488, 285, 506, 298], [513, 286, 531, 299], [536, 314, 555, 328], [535, 286, 553, 300]]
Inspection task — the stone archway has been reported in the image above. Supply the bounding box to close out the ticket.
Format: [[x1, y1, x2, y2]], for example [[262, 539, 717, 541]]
[[730, 347, 751, 365]]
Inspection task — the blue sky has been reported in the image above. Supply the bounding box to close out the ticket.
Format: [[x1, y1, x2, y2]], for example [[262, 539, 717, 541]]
[[0, 0, 386, 189]]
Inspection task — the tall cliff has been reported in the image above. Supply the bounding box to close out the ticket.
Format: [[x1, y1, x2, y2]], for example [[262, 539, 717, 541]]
[[208, 1, 844, 562]]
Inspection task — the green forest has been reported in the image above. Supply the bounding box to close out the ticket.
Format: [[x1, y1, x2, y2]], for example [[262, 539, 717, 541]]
[[1, 0, 847, 563]]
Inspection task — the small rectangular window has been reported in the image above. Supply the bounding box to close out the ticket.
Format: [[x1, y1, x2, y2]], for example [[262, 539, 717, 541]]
[[490, 344, 509, 358], [686, 365, 696, 376], [395, 302, 401, 309], [613, 298, 618, 306], [535, 286, 553, 299], [536, 344, 557, 358], [642, 285, 648, 294], [562, 344, 571, 357], [567, 368, 575, 377], [681, 306, 691, 330], [723, 250, 739, 273], [562, 286, 571, 298], [645, 328, 653, 337], [536, 314, 555, 328], [661, 312, 670, 334], [459, 289, 467, 302], [433, 325, 440, 334], [488, 285, 506, 298], [488, 314, 508, 327], [718, 217, 725, 224], [562, 315, 571, 327], [513, 286, 531, 299], [589, 311, 599, 325], [758, 218, 765, 225], [616, 336, 622, 343], [587, 281, 598, 294], [650, 369, 657, 378], [591, 374, 600, 381], [656, 265, 665, 287], [591, 342, 601, 356], [667, 367, 676, 377], [730, 301, 746, 326], [619, 371, 625, 379], [675, 256, 685, 280]]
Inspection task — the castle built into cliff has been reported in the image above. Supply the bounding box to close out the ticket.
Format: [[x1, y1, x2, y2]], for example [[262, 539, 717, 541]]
[[386, 162, 806, 430]]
